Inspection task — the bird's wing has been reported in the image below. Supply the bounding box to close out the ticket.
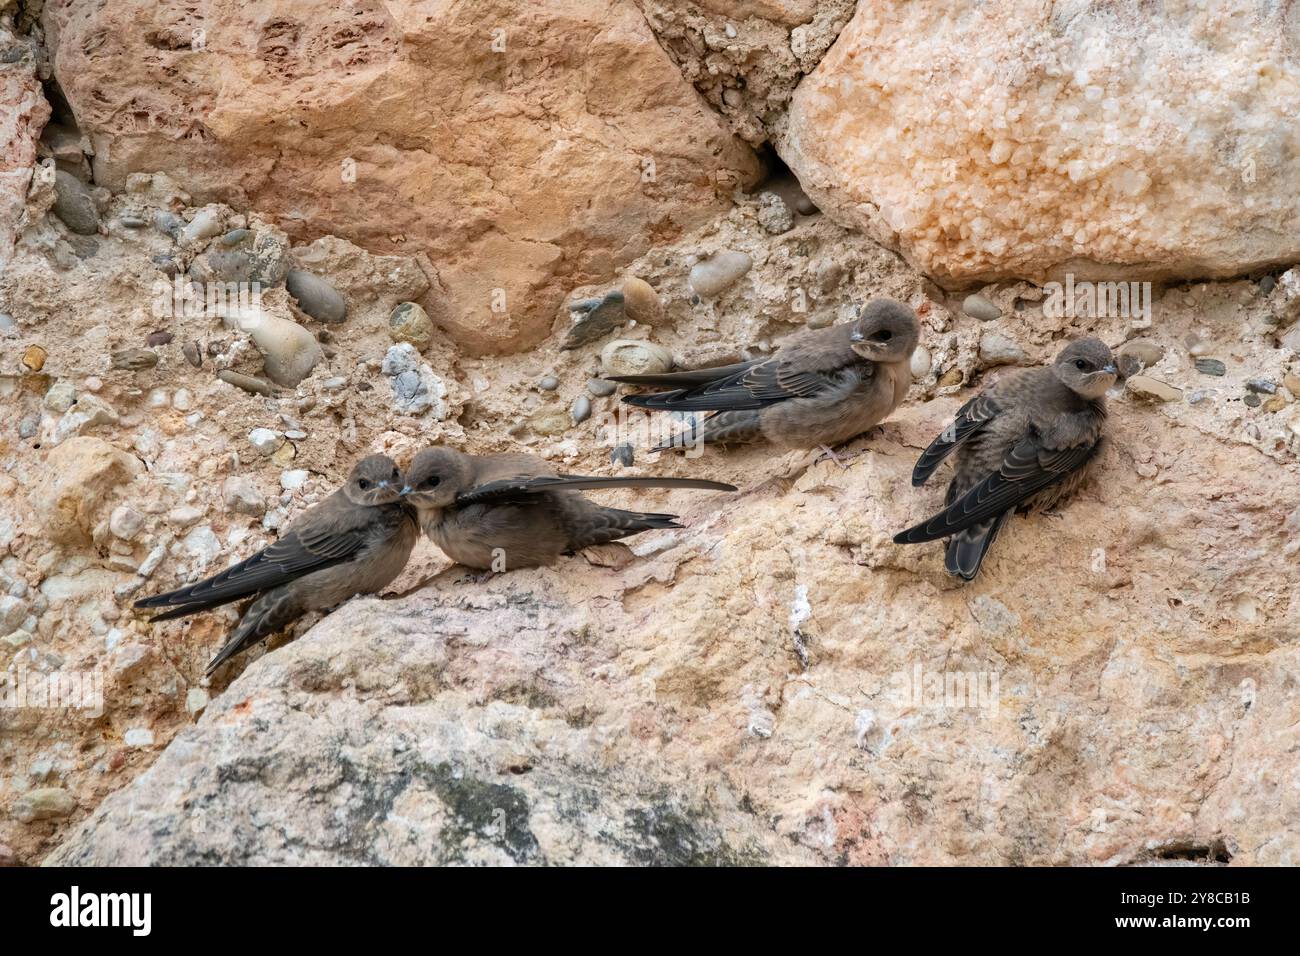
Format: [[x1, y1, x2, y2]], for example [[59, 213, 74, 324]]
[[605, 360, 759, 390], [134, 502, 375, 611], [894, 432, 1100, 544], [617, 354, 850, 412], [911, 393, 1002, 486], [456, 474, 736, 507]]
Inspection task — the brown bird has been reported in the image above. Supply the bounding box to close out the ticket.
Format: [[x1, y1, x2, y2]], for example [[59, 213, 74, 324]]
[[893, 337, 1116, 580], [135, 454, 418, 674], [401, 447, 736, 570], [607, 298, 920, 454]]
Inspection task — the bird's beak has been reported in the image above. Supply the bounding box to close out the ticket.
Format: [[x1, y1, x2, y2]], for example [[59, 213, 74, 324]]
[[1101, 364, 1117, 375], [400, 485, 412, 496], [849, 330, 864, 343]]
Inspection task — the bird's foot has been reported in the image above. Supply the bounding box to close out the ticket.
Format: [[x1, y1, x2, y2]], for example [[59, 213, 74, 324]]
[[814, 445, 853, 469]]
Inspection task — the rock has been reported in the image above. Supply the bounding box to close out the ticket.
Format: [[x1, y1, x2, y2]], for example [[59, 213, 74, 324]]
[[32, 437, 143, 545], [108, 506, 144, 541], [217, 369, 276, 397], [43, 1, 757, 355], [978, 331, 1026, 367], [1195, 358, 1227, 377], [123, 728, 156, 748], [145, 330, 174, 347], [611, 443, 635, 467], [166, 505, 204, 529], [22, 344, 46, 371], [756, 192, 793, 234], [962, 293, 1002, 322], [561, 291, 626, 349], [14, 788, 76, 823], [909, 346, 932, 379], [621, 277, 664, 326], [222, 477, 266, 516], [1245, 378, 1276, 395], [388, 302, 433, 350], [1243, 392, 1261, 408], [1284, 372, 1300, 399], [110, 347, 159, 371], [43, 381, 76, 413], [240, 313, 323, 388], [587, 378, 616, 398], [54, 394, 120, 443], [0, 595, 29, 634], [1270, 268, 1300, 327], [152, 210, 180, 237], [600, 339, 674, 377], [689, 251, 753, 298], [248, 428, 284, 456], [280, 470, 309, 492], [528, 407, 570, 437], [285, 270, 347, 324], [52, 169, 100, 235], [180, 207, 222, 244], [571, 396, 592, 425], [781, 2, 1300, 282], [538, 376, 559, 391], [1126, 375, 1183, 403], [381, 344, 450, 418], [1118, 339, 1165, 376], [182, 341, 203, 368]]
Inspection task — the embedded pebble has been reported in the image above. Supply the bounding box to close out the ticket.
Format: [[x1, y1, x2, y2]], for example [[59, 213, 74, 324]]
[[221, 228, 251, 246], [1185, 334, 1212, 357], [284, 429, 307, 441], [52, 170, 100, 235], [223, 476, 266, 516], [118, 215, 147, 229], [22, 344, 46, 371], [146, 330, 174, 347], [14, 788, 76, 822], [280, 469, 309, 491], [186, 688, 210, 716], [1258, 275, 1276, 295], [688, 251, 752, 298], [963, 293, 1002, 321], [562, 291, 626, 349], [181, 341, 202, 368], [109, 506, 145, 541], [1118, 338, 1164, 376], [217, 369, 275, 397], [757, 192, 794, 234], [172, 388, 193, 411], [18, 414, 38, 439], [44, 381, 76, 413], [571, 396, 592, 424], [538, 376, 559, 391], [978, 331, 1026, 366], [587, 378, 616, 397], [601, 339, 674, 377], [1195, 358, 1226, 377], [1126, 375, 1183, 403], [1284, 372, 1300, 399], [388, 302, 434, 350], [180, 208, 222, 243], [0, 595, 29, 633], [529, 407, 570, 436], [286, 270, 347, 324], [1245, 378, 1276, 394], [794, 193, 818, 216], [622, 276, 664, 325], [319, 376, 348, 392], [111, 347, 158, 371], [248, 428, 284, 455], [1243, 393, 1262, 408], [167, 505, 204, 528], [152, 254, 179, 277], [123, 728, 156, 748], [152, 210, 181, 237], [611, 443, 635, 467], [0, 313, 14, 331], [244, 314, 323, 387], [909, 346, 932, 379], [381, 344, 449, 418]]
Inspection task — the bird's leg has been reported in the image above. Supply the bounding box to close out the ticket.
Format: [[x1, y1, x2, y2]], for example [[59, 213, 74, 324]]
[[814, 444, 852, 469]]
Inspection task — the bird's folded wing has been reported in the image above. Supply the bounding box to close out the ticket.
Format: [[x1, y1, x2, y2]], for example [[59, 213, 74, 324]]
[[894, 435, 1098, 543], [616, 356, 843, 412], [604, 360, 758, 390], [911, 394, 1001, 486], [134, 514, 373, 611], [456, 474, 737, 506]]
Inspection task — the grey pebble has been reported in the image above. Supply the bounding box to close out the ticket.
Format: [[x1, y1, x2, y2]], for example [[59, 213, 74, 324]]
[[611, 443, 634, 467], [286, 270, 347, 324], [1259, 275, 1276, 296], [111, 348, 159, 371], [793, 193, 818, 216], [151, 254, 178, 278], [538, 376, 559, 391], [220, 229, 252, 247], [586, 377, 616, 397], [571, 396, 592, 424], [1243, 393, 1262, 408], [1245, 378, 1276, 394], [182, 341, 202, 368], [1195, 358, 1227, 377], [757, 193, 793, 235], [963, 293, 1002, 322], [52, 170, 100, 235], [217, 370, 275, 397], [561, 291, 626, 349], [320, 376, 348, 392], [0, 313, 15, 331], [1186, 389, 1213, 405], [152, 210, 181, 238], [689, 251, 752, 298], [118, 215, 147, 229], [145, 331, 173, 347], [19, 414, 39, 439]]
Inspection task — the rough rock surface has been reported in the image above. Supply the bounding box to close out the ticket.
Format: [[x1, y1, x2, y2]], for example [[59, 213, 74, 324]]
[[780, 0, 1300, 284], [39, 0, 759, 353], [0, 16, 48, 266]]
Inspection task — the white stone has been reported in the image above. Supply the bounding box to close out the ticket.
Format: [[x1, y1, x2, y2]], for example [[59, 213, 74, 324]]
[[248, 428, 283, 455], [109, 506, 145, 541]]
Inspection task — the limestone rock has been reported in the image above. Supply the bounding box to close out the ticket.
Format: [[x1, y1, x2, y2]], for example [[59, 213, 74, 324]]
[[781, 1, 1300, 283], [31, 437, 143, 545]]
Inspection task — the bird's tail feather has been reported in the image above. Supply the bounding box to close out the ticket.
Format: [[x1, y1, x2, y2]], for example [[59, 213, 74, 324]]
[[943, 512, 1008, 581], [651, 410, 762, 453], [204, 591, 296, 676]]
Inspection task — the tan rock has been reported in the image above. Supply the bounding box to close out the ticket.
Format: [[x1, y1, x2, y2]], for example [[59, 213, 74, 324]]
[[0, 22, 49, 267], [781, 1, 1300, 284], [41, 0, 758, 354], [31, 437, 143, 545]]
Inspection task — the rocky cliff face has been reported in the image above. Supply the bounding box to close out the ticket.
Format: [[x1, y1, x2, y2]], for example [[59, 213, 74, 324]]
[[3, 1, 1299, 867]]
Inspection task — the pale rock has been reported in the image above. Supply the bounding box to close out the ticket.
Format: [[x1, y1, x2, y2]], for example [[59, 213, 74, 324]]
[[235, 312, 324, 388], [0, 595, 29, 633], [248, 428, 283, 456], [31, 437, 143, 545], [382, 344, 450, 418], [53, 394, 119, 443], [123, 728, 156, 748], [600, 339, 674, 377], [15, 788, 76, 823], [280, 470, 309, 492], [43, 381, 76, 413], [689, 251, 753, 298], [108, 505, 145, 541], [166, 506, 204, 529]]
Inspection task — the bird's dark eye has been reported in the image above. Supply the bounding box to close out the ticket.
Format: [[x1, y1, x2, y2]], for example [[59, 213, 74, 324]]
[[358, 479, 371, 490], [424, 476, 441, 488], [391, 469, 400, 482], [1074, 359, 1090, 371], [873, 329, 893, 341]]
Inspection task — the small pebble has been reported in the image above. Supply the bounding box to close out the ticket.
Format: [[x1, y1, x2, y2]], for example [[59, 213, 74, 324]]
[[529, 407, 570, 437], [622, 277, 664, 326], [538, 376, 559, 391], [1245, 378, 1276, 394], [280, 469, 309, 491], [151, 254, 179, 277], [18, 414, 38, 439], [248, 314, 324, 387], [14, 788, 76, 822], [571, 396, 592, 424], [22, 344, 46, 371], [286, 269, 347, 324], [689, 251, 752, 298], [182, 341, 202, 368], [562, 291, 626, 349], [111, 347, 158, 371], [1126, 375, 1183, 403], [186, 688, 209, 716], [1284, 372, 1300, 399], [587, 378, 616, 397], [248, 428, 283, 455], [611, 443, 635, 467], [223, 476, 266, 516], [1118, 338, 1164, 374], [52, 170, 100, 235], [180, 208, 222, 243], [909, 346, 932, 379], [1243, 393, 1262, 408], [1186, 389, 1212, 405], [757, 192, 794, 234], [123, 728, 155, 748], [217, 369, 275, 397], [220, 228, 252, 247], [388, 301, 434, 350], [44, 380, 76, 413], [1195, 358, 1226, 377], [1258, 275, 1276, 295], [601, 339, 673, 377], [118, 214, 147, 229], [963, 293, 1002, 321], [978, 331, 1026, 366], [152, 210, 181, 237], [793, 193, 818, 216], [146, 330, 174, 347]]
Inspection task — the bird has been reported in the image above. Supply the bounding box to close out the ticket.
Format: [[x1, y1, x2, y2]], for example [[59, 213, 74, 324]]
[[605, 298, 920, 455], [135, 454, 418, 675], [401, 446, 737, 570], [892, 336, 1117, 581]]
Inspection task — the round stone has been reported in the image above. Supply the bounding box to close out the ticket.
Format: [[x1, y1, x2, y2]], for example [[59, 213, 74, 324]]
[[388, 302, 434, 350]]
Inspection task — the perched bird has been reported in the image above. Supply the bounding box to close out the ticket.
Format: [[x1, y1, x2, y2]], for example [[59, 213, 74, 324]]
[[607, 298, 920, 454], [893, 337, 1117, 580], [136, 455, 418, 675], [401, 447, 736, 570]]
